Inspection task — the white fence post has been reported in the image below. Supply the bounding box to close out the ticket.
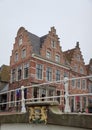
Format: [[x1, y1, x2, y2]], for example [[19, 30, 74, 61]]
[[64, 77, 71, 113], [21, 86, 26, 113]]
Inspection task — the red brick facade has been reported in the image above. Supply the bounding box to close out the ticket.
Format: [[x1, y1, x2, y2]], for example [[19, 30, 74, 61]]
[[9, 26, 91, 112]]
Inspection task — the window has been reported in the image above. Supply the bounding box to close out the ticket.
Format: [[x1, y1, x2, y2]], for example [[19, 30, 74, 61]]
[[24, 63, 29, 78], [46, 67, 52, 81], [56, 70, 60, 81], [73, 65, 78, 72], [51, 40, 56, 48], [12, 69, 16, 82], [57, 90, 61, 104], [15, 52, 18, 62], [64, 72, 68, 77], [71, 79, 76, 88], [36, 64, 43, 79], [77, 79, 80, 88], [83, 97, 86, 108], [46, 51, 51, 59], [55, 55, 60, 62], [89, 84, 92, 93], [76, 54, 80, 61], [80, 67, 84, 74], [18, 66, 22, 80], [22, 49, 26, 58], [10, 91, 14, 107], [18, 36, 22, 45], [82, 79, 86, 89]]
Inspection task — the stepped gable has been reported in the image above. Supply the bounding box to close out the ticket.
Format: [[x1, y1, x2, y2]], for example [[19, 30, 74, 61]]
[[63, 42, 85, 65], [63, 48, 75, 64]]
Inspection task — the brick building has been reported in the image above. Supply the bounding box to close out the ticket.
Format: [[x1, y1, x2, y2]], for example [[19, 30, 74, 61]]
[[0, 65, 10, 111], [9, 26, 90, 112]]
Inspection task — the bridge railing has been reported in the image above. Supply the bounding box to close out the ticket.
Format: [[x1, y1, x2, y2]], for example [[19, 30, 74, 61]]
[[0, 75, 92, 113]]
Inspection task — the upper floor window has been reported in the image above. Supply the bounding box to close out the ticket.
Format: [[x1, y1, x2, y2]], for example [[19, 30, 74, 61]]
[[51, 40, 56, 48], [21, 49, 26, 59], [89, 84, 92, 93], [90, 65, 92, 72], [55, 55, 60, 62], [82, 79, 86, 89], [18, 66, 22, 80], [11, 69, 16, 82], [80, 67, 84, 74], [36, 64, 43, 80], [73, 65, 78, 72], [18, 36, 22, 45], [15, 52, 18, 62], [76, 54, 80, 61], [77, 79, 80, 88], [46, 51, 51, 59], [46, 67, 52, 81], [24, 63, 29, 79], [64, 72, 69, 77], [56, 70, 60, 81], [71, 79, 76, 88]]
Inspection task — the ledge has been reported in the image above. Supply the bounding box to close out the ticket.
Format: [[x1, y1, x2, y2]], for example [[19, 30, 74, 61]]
[[0, 111, 92, 129]]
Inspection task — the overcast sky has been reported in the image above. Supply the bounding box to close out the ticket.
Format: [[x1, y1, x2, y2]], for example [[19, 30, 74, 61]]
[[0, 0, 92, 66]]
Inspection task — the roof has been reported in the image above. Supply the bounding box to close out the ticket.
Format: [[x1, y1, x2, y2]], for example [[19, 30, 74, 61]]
[[28, 32, 47, 54]]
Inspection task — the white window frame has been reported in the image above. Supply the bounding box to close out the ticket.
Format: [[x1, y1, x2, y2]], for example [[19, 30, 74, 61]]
[[21, 49, 26, 59], [51, 40, 56, 48], [18, 36, 22, 45], [46, 67, 52, 81], [46, 51, 51, 59], [55, 54, 60, 62], [15, 52, 18, 62], [82, 79, 86, 90], [36, 64, 43, 80]]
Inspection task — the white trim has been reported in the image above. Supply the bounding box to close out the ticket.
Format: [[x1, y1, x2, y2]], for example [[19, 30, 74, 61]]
[[32, 53, 70, 70], [36, 63, 43, 80]]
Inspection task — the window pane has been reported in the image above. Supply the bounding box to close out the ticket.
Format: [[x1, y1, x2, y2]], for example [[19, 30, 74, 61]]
[[36, 64, 42, 79], [46, 67, 52, 81], [56, 70, 60, 81], [24, 63, 29, 78], [46, 51, 51, 59], [55, 55, 60, 62]]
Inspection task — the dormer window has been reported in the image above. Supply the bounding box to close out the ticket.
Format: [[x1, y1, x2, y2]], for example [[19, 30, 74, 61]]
[[18, 36, 22, 45], [51, 40, 56, 48]]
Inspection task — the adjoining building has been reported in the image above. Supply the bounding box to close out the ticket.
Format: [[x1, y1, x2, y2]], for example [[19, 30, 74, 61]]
[[0, 65, 10, 111], [8, 26, 91, 112]]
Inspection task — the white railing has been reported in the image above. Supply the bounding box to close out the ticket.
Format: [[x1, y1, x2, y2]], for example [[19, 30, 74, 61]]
[[0, 75, 92, 113]]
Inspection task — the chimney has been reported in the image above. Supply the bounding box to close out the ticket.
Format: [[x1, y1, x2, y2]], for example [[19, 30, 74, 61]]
[[76, 41, 79, 48]]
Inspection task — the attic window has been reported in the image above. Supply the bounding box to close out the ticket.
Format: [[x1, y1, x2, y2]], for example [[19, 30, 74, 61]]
[[15, 52, 18, 62], [18, 36, 22, 45], [51, 40, 56, 48], [76, 54, 80, 61]]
